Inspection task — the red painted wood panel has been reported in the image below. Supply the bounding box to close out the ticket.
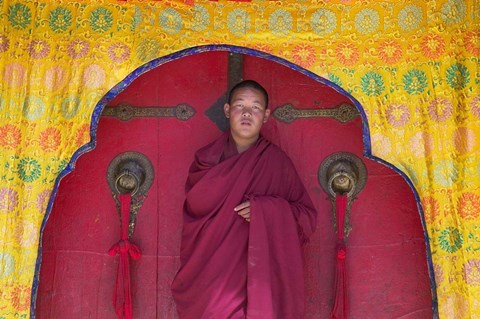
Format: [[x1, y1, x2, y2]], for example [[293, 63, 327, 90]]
[[37, 51, 433, 318]]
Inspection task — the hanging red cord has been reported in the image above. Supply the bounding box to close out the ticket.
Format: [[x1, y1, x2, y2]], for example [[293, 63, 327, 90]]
[[108, 193, 142, 319], [331, 193, 348, 319]]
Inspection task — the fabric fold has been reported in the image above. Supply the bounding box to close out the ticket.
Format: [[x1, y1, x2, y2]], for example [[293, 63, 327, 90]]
[[171, 133, 317, 319]]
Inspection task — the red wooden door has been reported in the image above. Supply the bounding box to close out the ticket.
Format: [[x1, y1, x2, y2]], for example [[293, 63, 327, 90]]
[[36, 51, 433, 318]]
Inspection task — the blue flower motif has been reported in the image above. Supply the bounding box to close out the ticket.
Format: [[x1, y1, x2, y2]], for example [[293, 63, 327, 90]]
[[131, 5, 143, 31], [433, 159, 458, 187], [441, 0, 467, 25], [22, 95, 45, 121], [227, 8, 250, 36], [61, 96, 80, 119], [269, 9, 292, 35], [311, 9, 337, 35], [192, 4, 210, 32], [402, 69, 428, 95], [0, 253, 15, 278], [355, 8, 380, 35], [398, 4, 423, 31], [159, 8, 183, 35]]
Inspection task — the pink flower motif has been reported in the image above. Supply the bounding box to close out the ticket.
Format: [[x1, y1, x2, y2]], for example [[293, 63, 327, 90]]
[[433, 262, 443, 285], [3, 62, 27, 88], [410, 131, 434, 157], [291, 44, 317, 68], [108, 42, 130, 64], [0, 187, 19, 213], [28, 39, 50, 59], [36, 189, 51, 213], [471, 95, 480, 119], [44, 65, 67, 91], [82, 64, 106, 89], [386, 103, 410, 127], [371, 133, 391, 158], [0, 34, 10, 53], [427, 97, 453, 122], [454, 127, 476, 154], [15, 220, 37, 247], [67, 39, 90, 59], [441, 293, 468, 318], [463, 259, 480, 286]]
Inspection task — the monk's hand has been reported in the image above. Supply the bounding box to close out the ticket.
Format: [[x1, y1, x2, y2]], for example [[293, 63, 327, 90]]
[[234, 201, 251, 222]]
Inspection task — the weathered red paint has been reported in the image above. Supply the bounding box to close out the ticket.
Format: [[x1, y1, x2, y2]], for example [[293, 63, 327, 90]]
[[37, 51, 433, 318]]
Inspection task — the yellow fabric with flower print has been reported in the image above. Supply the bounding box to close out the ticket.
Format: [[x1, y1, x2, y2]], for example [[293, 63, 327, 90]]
[[0, 0, 479, 318]]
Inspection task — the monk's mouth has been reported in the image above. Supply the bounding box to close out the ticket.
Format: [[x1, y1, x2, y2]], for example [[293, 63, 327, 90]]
[[240, 121, 252, 126]]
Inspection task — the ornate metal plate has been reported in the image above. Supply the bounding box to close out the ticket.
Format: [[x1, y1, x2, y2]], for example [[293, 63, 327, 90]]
[[102, 103, 195, 121], [273, 103, 359, 123]]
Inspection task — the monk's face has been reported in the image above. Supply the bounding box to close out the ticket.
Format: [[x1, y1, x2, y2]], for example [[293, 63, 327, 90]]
[[224, 87, 270, 149]]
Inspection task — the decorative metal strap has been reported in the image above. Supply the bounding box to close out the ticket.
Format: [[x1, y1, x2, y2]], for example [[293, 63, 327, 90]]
[[102, 103, 196, 121], [273, 103, 359, 123]]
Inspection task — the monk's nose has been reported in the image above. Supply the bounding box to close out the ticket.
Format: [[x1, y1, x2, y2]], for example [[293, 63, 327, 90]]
[[242, 108, 252, 116]]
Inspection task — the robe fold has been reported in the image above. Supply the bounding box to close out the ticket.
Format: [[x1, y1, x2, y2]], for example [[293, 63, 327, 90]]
[[171, 133, 317, 319]]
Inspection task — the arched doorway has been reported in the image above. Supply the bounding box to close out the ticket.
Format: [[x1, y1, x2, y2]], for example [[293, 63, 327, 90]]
[[35, 49, 434, 318]]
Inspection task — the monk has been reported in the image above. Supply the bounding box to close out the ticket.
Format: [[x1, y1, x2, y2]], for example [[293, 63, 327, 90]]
[[171, 80, 317, 319]]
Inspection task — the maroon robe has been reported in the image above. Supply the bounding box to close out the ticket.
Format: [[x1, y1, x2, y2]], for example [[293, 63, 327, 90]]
[[171, 133, 317, 319]]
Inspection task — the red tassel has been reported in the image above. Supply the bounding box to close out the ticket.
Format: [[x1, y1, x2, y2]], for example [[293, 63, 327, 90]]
[[332, 194, 348, 319], [109, 193, 142, 319]]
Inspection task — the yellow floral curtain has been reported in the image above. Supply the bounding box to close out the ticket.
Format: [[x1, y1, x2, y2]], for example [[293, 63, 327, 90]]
[[0, 0, 479, 317]]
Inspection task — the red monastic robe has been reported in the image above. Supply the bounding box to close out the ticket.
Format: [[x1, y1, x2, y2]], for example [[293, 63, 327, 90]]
[[171, 133, 317, 319]]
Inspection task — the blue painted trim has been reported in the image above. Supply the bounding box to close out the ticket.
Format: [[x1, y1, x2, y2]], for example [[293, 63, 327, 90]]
[[31, 44, 437, 318]]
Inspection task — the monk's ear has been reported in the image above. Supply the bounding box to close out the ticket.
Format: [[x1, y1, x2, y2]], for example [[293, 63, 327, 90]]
[[263, 109, 271, 123], [224, 103, 230, 118]]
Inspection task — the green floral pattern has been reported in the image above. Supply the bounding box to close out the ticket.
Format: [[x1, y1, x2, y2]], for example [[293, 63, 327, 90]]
[[403, 69, 428, 95], [439, 227, 463, 253], [441, 0, 466, 25], [227, 8, 250, 36], [355, 8, 379, 35], [398, 4, 423, 31], [159, 8, 183, 35], [49, 7, 72, 33], [136, 38, 161, 62], [17, 158, 41, 183], [191, 5, 209, 32], [311, 9, 336, 35], [90, 7, 113, 33], [361, 72, 385, 96], [269, 9, 292, 35], [8, 3, 31, 30], [446, 63, 470, 90]]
